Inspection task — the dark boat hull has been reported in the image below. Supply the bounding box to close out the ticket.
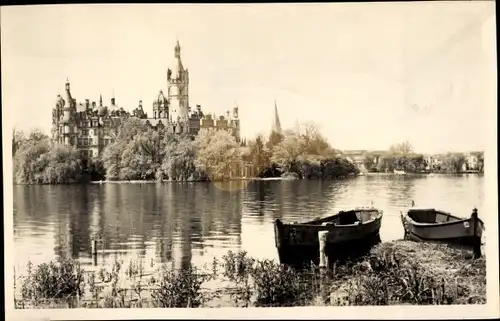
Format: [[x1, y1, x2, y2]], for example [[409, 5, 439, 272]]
[[274, 208, 383, 268], [400, 207, 484, 258], [276, 230, 381, 268]]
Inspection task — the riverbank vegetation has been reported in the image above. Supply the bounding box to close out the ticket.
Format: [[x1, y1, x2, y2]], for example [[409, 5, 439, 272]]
[[15, 240, 485, 308], [363, 141, 484, 174], [12, 130, 84, 184], [12, 121, 358, 184]]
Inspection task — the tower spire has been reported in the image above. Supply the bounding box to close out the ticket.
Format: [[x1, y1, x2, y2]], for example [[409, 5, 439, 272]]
[[175, 39, 181, 58], [64, 78, 72, 108], [272, 99, 282, 134]]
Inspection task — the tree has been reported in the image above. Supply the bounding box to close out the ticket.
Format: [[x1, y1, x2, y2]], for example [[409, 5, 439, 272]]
[[389, 141, 414, 155], [13, 131, 51, 184], [13, 130, 82, 184], [101, 140, 126, 180], [443, 153, 466, 173], [270, 129, 306, 175], [270, 122, 334, 177], [295, 122, 331, 157], [12, 128, 26, 156], [244, 133, 269, 176], [117, 118, 148, 141], [322, 157, 359, 178], [101, 119, 164, 181], [41, 145, 82, 184], [119, 128, 165, 180], [195, 128, 241, 181], [477, 152, 484, 173], [266, 130, 284, 152], [363, 154, 377, 172], [88, 158, 106, 181], [161, 133, 203, 181]]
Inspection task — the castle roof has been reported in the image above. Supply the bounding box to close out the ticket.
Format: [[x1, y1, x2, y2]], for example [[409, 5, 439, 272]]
[[156, 90, 168, 104], [64, 79, 73, 109], [55, 95, 64, 108], [140, 118, 166, 128], [98, 105, 107, 116], [76, 103, 86, 113], [169, 40, 184, 79]]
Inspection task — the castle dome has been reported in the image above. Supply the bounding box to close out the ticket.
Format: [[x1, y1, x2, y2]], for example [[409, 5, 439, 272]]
[[55, 95, 64, 108], [98, 105, 107, 116], [156, 90, 168, 104]]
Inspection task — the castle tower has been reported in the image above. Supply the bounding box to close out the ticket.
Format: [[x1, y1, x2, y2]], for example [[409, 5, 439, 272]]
[[232, 104, 241, 142], [272, 100, 282, 134], [167, 40, 190, 123], [153, 90, 169, 119], [52, 93, 65, 141], [60, 78, 76, 146]]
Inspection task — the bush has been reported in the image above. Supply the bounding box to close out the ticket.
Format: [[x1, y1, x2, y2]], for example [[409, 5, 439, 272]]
[[21, 258, 84, 301], [151, 265, 210, 308], [15, 241, 486, 308]]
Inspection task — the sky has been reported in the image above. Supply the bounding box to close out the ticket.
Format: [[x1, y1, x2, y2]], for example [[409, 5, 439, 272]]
[[1, 3, 497, 154]]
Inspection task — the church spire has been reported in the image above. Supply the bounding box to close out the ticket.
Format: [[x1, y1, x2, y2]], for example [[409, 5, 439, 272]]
[[272, 99, 282, 134], [175, 39, 181, 58]]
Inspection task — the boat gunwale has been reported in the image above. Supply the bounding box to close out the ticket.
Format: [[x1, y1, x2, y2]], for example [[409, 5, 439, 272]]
[[403, 209, 485, 229], [279, 208, 383, 228]]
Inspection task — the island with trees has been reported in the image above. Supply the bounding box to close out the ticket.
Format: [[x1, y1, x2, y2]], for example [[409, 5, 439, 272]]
[[12, 119, 359, 185]]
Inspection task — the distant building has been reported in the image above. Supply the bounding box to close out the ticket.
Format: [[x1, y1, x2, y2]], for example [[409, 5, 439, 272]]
[[342, 150, 368, 170], [51, 40, 241, 159], [465, 151, 481, 170]]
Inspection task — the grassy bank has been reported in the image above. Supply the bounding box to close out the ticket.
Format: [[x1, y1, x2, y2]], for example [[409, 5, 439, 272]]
[[14, 240, 485, 308]]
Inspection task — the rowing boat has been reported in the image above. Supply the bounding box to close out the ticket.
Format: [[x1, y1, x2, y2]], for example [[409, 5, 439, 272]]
[[274, 207, 383, 267], [400, 201, 484, 258]]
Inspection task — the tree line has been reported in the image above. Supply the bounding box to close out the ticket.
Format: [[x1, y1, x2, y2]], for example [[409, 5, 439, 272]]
[[12, 120, 359, 184], [363, 141, 484, 174]]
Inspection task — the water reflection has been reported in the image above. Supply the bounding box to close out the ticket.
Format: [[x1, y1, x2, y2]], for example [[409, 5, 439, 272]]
[[13, 175, 485, 274]]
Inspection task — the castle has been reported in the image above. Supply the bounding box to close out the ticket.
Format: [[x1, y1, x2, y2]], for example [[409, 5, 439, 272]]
[[51, 40, 241, 158]]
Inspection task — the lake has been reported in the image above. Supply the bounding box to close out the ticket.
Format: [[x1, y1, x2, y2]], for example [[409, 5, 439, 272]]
[[13, 174, 485, 276]]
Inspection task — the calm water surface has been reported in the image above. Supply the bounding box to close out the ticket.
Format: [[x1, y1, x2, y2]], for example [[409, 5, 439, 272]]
[[13, 175, 485, 275]]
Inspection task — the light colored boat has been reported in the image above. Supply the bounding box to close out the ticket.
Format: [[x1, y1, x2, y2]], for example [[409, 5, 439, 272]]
[[400, 201, 484, 258]]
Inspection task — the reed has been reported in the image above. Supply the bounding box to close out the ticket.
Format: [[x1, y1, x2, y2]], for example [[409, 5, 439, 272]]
[[14, 240, 486, 308]]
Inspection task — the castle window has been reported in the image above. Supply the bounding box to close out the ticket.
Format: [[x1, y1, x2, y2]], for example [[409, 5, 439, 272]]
[[89, 138, 93, 145], [89, 150, 93, 157], [78, 138, 82, 145]]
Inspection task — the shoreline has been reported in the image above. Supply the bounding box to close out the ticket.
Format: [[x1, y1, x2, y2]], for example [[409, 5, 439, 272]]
[[14, 239, 486, 308], [362, 171, 482, 176], [13, 172, 484, 186]]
